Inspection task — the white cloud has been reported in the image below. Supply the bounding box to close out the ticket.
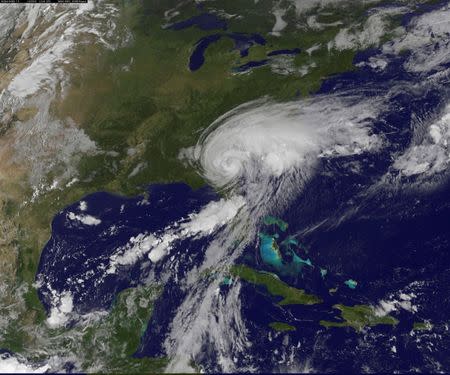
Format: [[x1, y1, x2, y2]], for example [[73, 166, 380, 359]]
[[67, 212, 101, 226], [185, 95, 383, 191], [107, 196, 245, 272], [392, 104, 450, 178], [0, 354, 50, 374], [6, 1, 119, 99], [331, 7, 407, 51], [373, 300, 397, 317], [180, 196, 245, 236], [383, 4, 450, 73], [46, 291, 74, 328], [374, 291, 418, 317], [289, 0, 363, 14], [270, 8, 288, 37]]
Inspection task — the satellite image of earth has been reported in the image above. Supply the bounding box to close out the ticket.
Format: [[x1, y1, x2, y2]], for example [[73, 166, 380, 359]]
[[0, 0, 450, 373]]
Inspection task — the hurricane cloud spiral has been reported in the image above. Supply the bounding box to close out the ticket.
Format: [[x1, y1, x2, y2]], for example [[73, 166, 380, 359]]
[[184, 95, 384, 197]]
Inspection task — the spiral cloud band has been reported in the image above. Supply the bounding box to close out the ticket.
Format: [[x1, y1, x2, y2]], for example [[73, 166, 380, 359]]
[[183, 95, 384, 194]]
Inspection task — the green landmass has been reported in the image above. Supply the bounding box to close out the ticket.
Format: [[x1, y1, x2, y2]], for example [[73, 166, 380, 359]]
[[320, 304, 399, 331], [413, 321, 433, 331], [231, 265, 322, 305], [2, 284, 166, 373], [79, 284, 167, 373], [269, 322, 296, 332]]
